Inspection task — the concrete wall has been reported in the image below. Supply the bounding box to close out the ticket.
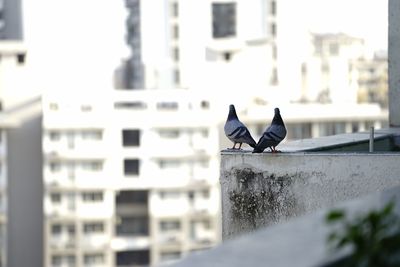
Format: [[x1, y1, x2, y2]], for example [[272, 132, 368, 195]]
[[7, 114, 43, 267], [389, 0, 400, 127], [220, 151, 400, 240], [173, 185, 400, 267]]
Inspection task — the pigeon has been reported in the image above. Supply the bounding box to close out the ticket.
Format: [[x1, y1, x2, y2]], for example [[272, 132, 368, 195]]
[[224, 104, 256, 149], [253, 108, 287, 153]]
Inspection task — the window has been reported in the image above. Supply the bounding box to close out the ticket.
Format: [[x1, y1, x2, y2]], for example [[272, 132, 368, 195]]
[[51, 224, 62, 235], [17, 53, 25, 64], [67, 224, 75, 235], [270, 67, 278, 85], [212, 3, 236, 38], [51, 255, 75, 267], [124, 159, 140, 175], [173, 69, 180, 85], [188, 191, 195, 201], [116, 216, 149, 235], [84, 253, 105, 265], [159, 130, 179, 138], [157, 102, 178, 110], [51, 255, 62, 266], [49, 131, 61, 141], [272, 44, 278, 59], [49, 103, 59, 111], [82, 192, 103, 202], [172, 47, 179, 61], [270, 0, 276, 15], [159, 191, 180, 199], [116, 190, 147, 204], [50, 193, 61, 203], [200, 129, 209, 137], [270, 23, 277, 37], [83, 222, 104, 233], [50, 162, 61, 172], [172, 24, 179, 39], [81, 105, 92, 112], [158, 160, 180, 169], [223, 52, 231, 61], [170, 2, 178, 17], [201, 101, 209, 109], [82, 161, 103, 171], [122, 129, 140, 147], [116, 250, 150, 266], [82, 131, 102, 140], [114, 101, 147, 110], [201, 189, 210, 198], [286, 123, 312, 140], [160, 220, 181, 231]]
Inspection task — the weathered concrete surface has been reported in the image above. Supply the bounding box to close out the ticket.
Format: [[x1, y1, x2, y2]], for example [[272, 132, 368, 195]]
[[220, 152, 400, 240], [172, 186, 400, 267], [389, 0, 400, 127]]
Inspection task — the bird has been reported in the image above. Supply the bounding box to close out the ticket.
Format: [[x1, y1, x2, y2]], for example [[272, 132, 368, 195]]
[[224, 104, 256, 150], [253, 108, 287, 153]]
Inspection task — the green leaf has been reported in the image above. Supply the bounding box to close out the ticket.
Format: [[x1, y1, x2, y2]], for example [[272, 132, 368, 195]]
[[326, 210, 346, 223]]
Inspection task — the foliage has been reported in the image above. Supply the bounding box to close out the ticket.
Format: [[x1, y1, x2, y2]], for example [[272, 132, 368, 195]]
[[325, 202, 400, 267]]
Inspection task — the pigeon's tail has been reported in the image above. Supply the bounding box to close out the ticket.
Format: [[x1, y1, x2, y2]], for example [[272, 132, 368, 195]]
[[252, 146, 263, 153]]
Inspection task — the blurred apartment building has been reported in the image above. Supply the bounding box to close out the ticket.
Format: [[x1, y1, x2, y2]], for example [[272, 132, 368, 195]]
[[42, 90, 221, 267], [301, 33, 388, 107]]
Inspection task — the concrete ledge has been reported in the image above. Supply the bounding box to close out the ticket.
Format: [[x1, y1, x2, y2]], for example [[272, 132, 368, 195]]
[[172, 186, 400, 267], [220, 151, 400, 239], [280, 128, 400, 152]]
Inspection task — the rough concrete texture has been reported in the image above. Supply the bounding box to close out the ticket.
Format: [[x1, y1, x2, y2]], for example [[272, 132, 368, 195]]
[[172, 186, 400, 267], [221, 152, 400, 240]]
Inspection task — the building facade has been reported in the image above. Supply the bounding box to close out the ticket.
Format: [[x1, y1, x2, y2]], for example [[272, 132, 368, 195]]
[[42, 90, 221, 267], [119, 0, 277, 90]]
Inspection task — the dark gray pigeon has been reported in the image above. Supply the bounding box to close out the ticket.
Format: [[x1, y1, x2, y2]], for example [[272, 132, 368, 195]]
[[253, 108, 287, 153], [224, 104, 256, 149]]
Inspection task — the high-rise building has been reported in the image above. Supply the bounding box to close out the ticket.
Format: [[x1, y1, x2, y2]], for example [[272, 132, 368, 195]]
[[119, 0, 277, 91]]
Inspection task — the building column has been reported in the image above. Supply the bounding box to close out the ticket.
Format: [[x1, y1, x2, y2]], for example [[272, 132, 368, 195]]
[[389, 0, 400, 127]]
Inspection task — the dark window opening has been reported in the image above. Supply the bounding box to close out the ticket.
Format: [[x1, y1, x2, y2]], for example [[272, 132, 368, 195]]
[[212, 3, 236, 38], [17, 53, 25, 64], [116, 190, 148, 205], [122, 129, 140, 147], [114, 101, 147, 110], [124, 159, 140, 175], [223, 52, 231, 61], [116, 250, 150, 266], [116, 216, 149, 236]]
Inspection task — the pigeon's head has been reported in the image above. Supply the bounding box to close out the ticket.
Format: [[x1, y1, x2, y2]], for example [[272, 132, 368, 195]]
[[274, 108, 280, 114], [227, 104, 238, 120]]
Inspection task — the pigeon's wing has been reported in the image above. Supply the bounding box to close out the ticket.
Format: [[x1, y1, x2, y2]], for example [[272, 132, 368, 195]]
[[255, 124, 287, 149], [225, 119, 244, 136], [267, 124, 287, 142], [224, 120, 256, 146]]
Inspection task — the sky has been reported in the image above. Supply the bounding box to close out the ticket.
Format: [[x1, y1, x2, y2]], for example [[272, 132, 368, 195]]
[[305, 0, 388, 51]]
